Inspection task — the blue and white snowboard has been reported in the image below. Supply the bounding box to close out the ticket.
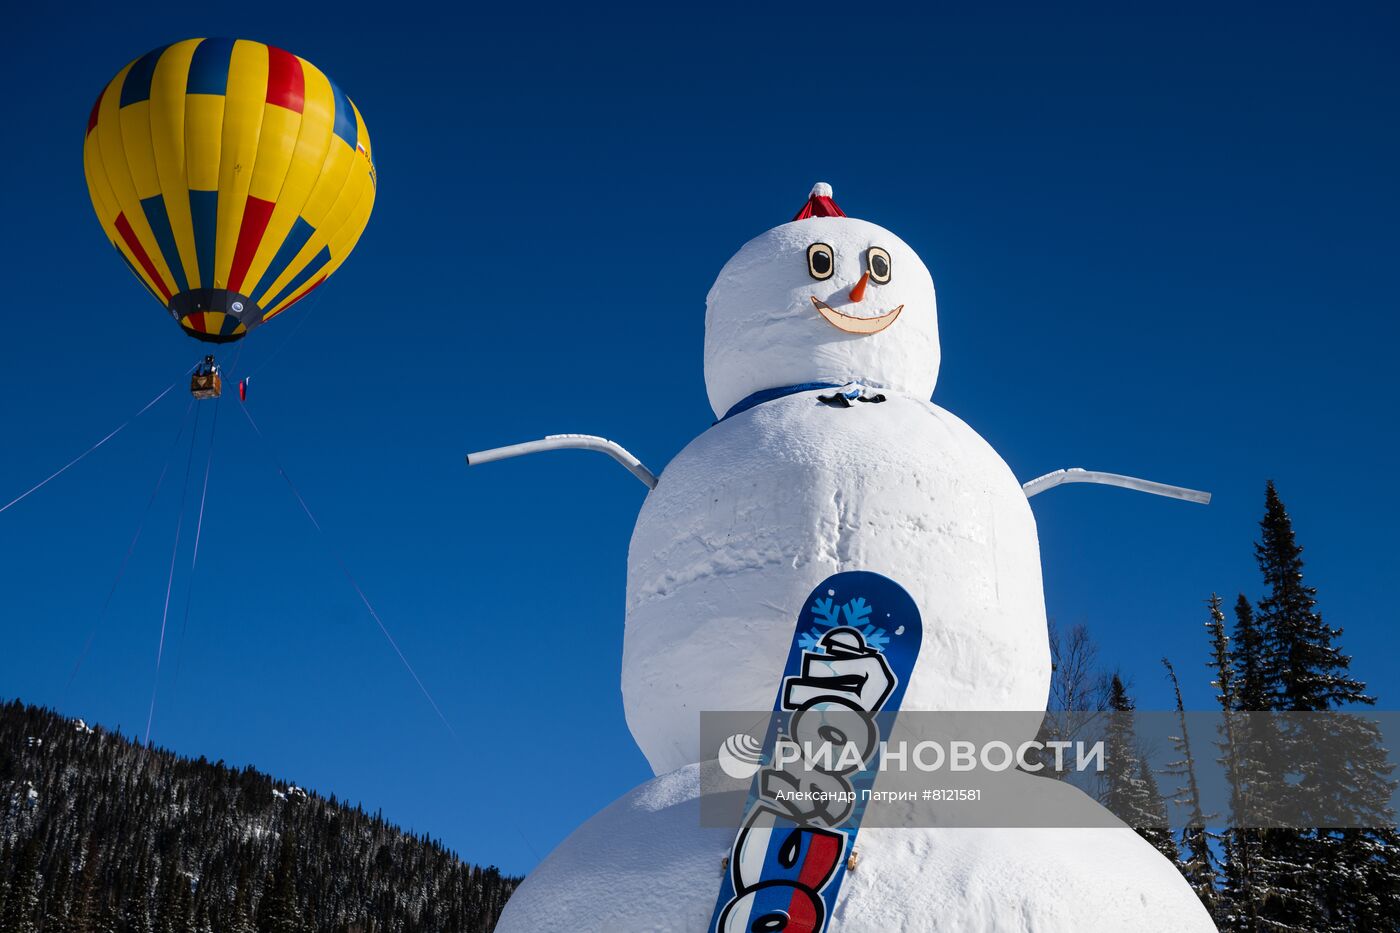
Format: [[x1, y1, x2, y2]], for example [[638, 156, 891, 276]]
[[709, 571, 923, 933]]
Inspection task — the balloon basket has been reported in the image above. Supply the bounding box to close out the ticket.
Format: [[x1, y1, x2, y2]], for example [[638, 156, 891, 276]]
[[190, 357, 222, 400]]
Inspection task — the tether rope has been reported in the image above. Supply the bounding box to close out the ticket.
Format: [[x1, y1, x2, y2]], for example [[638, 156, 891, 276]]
[[171, 342, 240, 691], [170, 393, 221, 689], [62, 397, 196, 704], [236, 399, 459, 741], [227, 362, 540, 862], [1, 372, 188, 516], [144, 402, 202, 744], [243, 291, 322, 382]]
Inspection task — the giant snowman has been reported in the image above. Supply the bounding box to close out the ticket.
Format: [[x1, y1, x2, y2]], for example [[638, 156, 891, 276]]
[[472, 184, 1217, 932]]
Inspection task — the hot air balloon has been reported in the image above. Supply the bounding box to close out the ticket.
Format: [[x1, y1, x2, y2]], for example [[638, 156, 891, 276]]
[[83, 38, 376, 396]]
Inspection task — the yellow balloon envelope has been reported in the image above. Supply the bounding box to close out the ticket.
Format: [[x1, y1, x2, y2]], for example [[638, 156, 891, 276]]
[[83, 38, 376, 343]]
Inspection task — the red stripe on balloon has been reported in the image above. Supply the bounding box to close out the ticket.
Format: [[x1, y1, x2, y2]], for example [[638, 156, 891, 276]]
[[265, 46, 305, 113], [277, 274, 326, 313], [114, 212, 172, 302], [227, 196, 276, 294], [190, 313, 207, 333], [87, 86, 105, 135]]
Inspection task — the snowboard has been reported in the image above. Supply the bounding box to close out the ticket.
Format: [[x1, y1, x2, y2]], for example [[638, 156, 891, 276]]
[[709, 570, 924, 933]]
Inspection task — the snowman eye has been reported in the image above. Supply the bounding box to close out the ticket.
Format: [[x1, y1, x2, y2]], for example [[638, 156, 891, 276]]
[[807, 243, 835, 280], [868, 247, 892, 284]]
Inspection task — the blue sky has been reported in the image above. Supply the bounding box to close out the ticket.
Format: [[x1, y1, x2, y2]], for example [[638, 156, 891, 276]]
[[2, 2, 1396, 874]]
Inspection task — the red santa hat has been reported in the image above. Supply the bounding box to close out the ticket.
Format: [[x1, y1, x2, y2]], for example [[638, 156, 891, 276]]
[[792, 182, 846, 221]]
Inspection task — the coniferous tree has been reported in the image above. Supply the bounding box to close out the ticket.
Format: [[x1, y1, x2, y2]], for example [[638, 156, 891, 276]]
[[1136, 760, 1179, 862], [156, 858, 196, 933], [179, 873, 196, 932], [231, 860, 258, 933], [192, 886, 215, 933], [1255, 481, 1370, 712], [1244, 482, 1399, 931], [1232, 596, 1268, 713], [1104, 675, 1179, 861], [1206, 594, 1261, 932], [2, 834, 42, 933], [94, 890, 122, 933], [128, 854, 156, 933], [1104, 675, 1138, 814], [43, 848, 71, 931], [1221, 488, 1320, 929], [1163, 658, 1220, 919], [1224, 590, 1285, 932], [260, 832, 306, 933], [68, 837, 100, 933]]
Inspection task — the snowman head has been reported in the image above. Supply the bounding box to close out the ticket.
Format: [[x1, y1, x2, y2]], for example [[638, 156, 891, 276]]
[[704, 183, 940, 419]]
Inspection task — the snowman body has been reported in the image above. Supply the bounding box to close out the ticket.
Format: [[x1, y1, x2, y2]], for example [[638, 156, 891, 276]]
[[624, 390, 1050, 776], [494, 764, 1218, 932]]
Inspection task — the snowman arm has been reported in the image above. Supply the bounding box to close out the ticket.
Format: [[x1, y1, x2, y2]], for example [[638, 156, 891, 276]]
[[1021, 468, 1210, 504], [465, 434, 659, 490]]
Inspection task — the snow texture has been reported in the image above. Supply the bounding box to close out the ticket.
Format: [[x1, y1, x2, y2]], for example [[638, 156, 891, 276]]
[[704, 215, 940, 419], [624, 392, 1050, 776], [494, 762, 1218, 932]]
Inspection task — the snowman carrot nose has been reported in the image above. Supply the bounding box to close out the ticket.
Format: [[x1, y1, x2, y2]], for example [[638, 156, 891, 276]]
[[848, 271, 870, 303]]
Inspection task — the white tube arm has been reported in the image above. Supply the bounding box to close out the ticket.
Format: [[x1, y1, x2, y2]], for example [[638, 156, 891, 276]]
[[1022, 468, 1210, 504], [466, 434, 659, 490]]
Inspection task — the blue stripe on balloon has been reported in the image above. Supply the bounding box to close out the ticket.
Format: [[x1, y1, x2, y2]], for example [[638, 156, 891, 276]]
[[119, 45, 168, 107], [328, 80, 358, 148], [262, 216, 315, 287], [140, 195, 188, 295], [266, 245, 331, 311], [189, 190, 219, 290], [186, 38, 236, 96]]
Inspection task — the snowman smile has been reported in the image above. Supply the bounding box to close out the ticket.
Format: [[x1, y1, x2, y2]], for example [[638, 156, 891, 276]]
[[810, 296, 904, 335]]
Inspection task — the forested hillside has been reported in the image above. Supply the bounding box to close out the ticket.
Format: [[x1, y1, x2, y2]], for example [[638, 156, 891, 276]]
[[0, 700, 516, 932]]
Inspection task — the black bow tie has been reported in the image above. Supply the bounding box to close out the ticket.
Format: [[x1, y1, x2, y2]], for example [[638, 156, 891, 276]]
[[817, 391, 887, 409]]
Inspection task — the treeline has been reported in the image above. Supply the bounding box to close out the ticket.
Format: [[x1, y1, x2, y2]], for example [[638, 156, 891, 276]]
[[1057, 482, 1400, 931], [0, 702, 517, 932]]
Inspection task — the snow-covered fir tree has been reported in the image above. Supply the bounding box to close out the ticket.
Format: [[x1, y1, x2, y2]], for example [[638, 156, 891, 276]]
[[1225, 482, 1400, 931], [1162, 658, 1221, 920], [1232, 595, 1269, 713], [1206, 593, 1265, 932], [1256, 481, 1367, 713], [1104, 674, 1179, 861]]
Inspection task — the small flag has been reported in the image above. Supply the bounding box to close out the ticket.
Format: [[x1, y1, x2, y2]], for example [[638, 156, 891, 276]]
[[238, 378, 249, 402]]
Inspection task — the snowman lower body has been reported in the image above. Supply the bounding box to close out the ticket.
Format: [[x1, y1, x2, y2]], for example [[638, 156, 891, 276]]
[[494, 762, 1217, 932]]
